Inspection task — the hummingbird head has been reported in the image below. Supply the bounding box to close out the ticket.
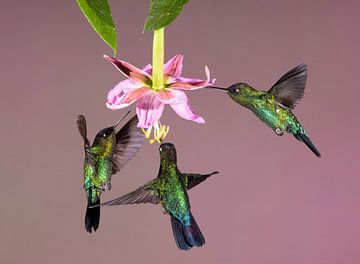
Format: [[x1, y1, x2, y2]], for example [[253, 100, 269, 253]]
[[227, 83, 250, 97], [93, 126, 116, 147], [207, 83, 250, 96], [207, 83, 254, 107], [92, 111, 130, 151], [159, 142, 177, 164]]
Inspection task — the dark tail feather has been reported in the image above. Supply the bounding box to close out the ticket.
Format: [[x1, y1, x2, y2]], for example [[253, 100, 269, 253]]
[[170, 212, 205, 251], [295, 132, 321, 158], [183, 212, 205, 248], [170, 215, 191, 251], [85, 198, 100, 233]]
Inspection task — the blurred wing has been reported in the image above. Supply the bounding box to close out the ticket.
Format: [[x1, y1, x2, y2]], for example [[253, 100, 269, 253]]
[[269, 64, 307, 109], [99, 180, 160, 206], [183, 171, 219, 190], [112, 115, 145, 174], [77, 115, 90, 148]]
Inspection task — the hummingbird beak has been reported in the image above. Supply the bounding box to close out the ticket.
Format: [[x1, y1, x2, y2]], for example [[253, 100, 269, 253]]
[[206, 86, 228, 91], [113, 110, 131, 128]]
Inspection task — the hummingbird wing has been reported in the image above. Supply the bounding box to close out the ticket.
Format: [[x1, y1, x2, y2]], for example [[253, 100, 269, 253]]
[[182, 171, 219, 190], [112, 115, 145, 174], [269, 64, 307, 110], [98, 179, 160, 206], [77, 115, 90, 149]]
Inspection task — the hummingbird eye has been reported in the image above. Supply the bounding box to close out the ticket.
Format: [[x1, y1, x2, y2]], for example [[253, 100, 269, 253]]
[[229, 87, 239, 94], [101, 128, 113, 139]]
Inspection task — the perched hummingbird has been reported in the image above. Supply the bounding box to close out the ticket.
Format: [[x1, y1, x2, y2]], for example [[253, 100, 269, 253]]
[[208, 64, 321, 157], [94, 143, 219, 250], [76, 113, 145, 233]]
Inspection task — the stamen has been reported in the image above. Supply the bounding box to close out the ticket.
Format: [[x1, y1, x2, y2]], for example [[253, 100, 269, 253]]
[[141, 127, 152, 138], [141, 121, 169, 144]]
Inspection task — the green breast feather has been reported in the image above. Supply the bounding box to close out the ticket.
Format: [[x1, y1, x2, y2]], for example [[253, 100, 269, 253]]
[[156, 166, 189, 222]]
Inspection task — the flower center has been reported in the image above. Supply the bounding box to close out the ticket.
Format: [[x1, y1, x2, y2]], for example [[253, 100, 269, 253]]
[[150, 83, 165, 91]]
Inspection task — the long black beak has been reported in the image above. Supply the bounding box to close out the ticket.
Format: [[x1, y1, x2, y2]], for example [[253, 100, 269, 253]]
[[206, 86, 228, 91], [114, 110, 131, 128]]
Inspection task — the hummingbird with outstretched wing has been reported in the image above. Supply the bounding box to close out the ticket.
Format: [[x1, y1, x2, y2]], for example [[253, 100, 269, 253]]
[[208, 64, 321, 157], [77, 113, 145, 233], [94, 142, 218, 250]]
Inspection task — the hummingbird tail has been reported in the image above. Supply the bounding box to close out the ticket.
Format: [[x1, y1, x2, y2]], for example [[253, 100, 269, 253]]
[[183, 212, 205, 247], [170, 215, 191, 250], [85, 198, 100, 233], [295, 132, 321, 158], [170, 212, 205, 251]]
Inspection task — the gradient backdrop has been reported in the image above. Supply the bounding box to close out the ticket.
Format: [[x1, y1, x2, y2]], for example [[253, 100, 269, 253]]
[[1, 1, 359, 263]]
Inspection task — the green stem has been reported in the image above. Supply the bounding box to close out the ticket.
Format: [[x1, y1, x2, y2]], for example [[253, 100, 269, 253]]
[[152, 27, 164, 90]]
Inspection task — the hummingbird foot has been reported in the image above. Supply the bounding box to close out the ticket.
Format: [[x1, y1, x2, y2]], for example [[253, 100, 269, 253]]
[[101, 182, 112, 191], [275, 128, 284, 136]]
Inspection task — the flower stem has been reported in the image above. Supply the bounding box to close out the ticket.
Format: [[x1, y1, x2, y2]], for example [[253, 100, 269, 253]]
[[152, 27, 164, 90]]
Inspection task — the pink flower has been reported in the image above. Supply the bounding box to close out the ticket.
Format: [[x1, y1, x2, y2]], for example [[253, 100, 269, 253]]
[[104, 54, 215, 142]]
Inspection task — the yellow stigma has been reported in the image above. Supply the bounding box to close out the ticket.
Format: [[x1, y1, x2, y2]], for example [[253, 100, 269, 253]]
[[141, 121, 169, 144]]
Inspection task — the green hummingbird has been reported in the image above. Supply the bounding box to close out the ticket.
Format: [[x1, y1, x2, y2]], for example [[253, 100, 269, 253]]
[[76, 112, 145, 233], [94, 142, 219, 250], [209, 64, 321, 157]]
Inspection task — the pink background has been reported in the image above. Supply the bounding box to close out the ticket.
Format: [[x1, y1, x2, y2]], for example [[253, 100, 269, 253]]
[[1, 1, 359, 263]]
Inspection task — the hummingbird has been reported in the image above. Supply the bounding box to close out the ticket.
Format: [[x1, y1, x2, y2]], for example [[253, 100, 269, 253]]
[[76, 112, 145, 233], [93, 142, 219, 250], [208, 64, 321, 157]]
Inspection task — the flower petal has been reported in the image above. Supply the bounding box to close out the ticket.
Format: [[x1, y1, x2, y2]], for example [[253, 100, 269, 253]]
[[107, 85, 150, 110], [167, 79, 211, 90], [164, 55, 183, 78], [106, 79, 141, 107], [167, 66, 215, 90], [142, 64, 152, 74], [136, 93, 165, 128], [155, 89, 187, 104], [170, 97, 205, 124], [104, 55, 152, 86], [110, 79, 144, 95]]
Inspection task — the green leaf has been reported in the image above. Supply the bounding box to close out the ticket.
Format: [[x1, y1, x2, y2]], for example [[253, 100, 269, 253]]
[[76, 0, 117, 55], [144, 0, 189, 32]]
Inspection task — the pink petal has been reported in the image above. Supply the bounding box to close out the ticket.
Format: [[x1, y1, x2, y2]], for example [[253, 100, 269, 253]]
[[136, 93, 165, 128], [106, 85, 150, 110], [142, 55, 184, 78], [155, 89, 187, 104], [167, 79, 210, 90], [106, 79, 141, 108], [142, 64, 152, 74], [164, 55, 183, 78], [167, 66, 215, 90], [170, 97, 205, 124], [110, 79, 144, 95], [103, 55, 152, 86], [204, 65, 211, 82]]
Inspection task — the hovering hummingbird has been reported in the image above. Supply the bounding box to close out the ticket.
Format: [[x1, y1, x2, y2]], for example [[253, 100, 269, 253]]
[[76, 112, 145, 233], [208, 64, 321, 157], [94, 143, 219, 250]]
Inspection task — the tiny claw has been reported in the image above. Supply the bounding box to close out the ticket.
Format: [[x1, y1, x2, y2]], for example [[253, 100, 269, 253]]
[[275, 128, 284, 136], [101, 182, 112, 191]]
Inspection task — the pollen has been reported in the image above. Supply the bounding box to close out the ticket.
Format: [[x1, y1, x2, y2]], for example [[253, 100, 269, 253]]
[[141, 121, 169, 144]]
